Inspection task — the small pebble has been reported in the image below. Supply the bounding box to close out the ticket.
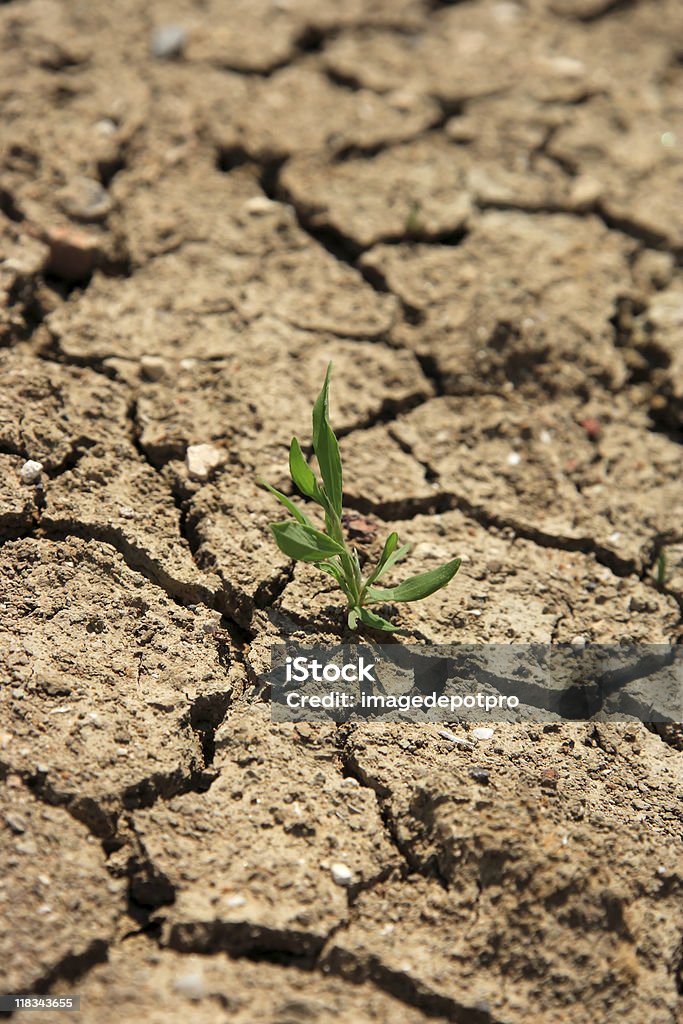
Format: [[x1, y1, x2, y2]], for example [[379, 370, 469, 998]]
[[5, 814, 26, 835], [20, 460, 43, 484], [469, 767, 490, 785], [472, 727, 494, 741], [186, 444, 224, 482], [224, 894, 246, 908], [95, 118, 117, 136], [244, 196, 278, 215], [139, 355, 167, 382], [507, 451, 521, 466], [58, 176, 112, 223], [44, 225, 101, 281], [151, 24, 187, 60], [173, 971, 206, 1000], [570, 635, 587, 647], [330, 862, 354, 887]]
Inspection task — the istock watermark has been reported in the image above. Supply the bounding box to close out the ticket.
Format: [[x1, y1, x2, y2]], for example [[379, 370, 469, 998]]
[[267, 644, 682, 724]]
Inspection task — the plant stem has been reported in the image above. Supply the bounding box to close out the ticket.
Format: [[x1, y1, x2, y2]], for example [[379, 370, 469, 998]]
[[327, 507, 361, 606]]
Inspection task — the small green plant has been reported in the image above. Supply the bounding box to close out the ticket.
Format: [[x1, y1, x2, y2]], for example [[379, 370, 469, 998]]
[[259, 363, 461, 632]]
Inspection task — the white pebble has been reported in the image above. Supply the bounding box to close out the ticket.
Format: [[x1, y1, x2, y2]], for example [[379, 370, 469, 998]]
[[139, 355, 167, 381], [507, 452, 521, 466], [244, 196, 278, 215], [330, 862, 354, 887], [472, 727, 494, 741], [173, 971, 206, 1000], [20, 460, 43, 484], [185, 444, 224, 481], [570, 635, 588, 647], [151, 24, 187, 60], [224, 893, 246, 908]]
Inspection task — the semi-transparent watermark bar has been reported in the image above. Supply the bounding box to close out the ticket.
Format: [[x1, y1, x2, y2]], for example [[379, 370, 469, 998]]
[[268, 644, 682, 724]]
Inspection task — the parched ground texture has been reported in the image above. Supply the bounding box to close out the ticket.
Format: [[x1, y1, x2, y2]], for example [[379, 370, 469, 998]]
[[1, 0, 683, 1021]]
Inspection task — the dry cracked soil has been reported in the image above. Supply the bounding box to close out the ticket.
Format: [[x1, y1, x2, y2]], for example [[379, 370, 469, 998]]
[[1, 0, 683, 1022]]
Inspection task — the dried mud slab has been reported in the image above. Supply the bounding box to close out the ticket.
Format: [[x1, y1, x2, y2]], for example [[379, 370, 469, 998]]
[[322, 6, 525, 103], [548, 92, 683, 251], [391, 395, 683, 574], [168, 0, 426, 71], [361, 212, 634, 399], [130, 705, 397, 957], [281, 126, 594, 251], [41, 441, 221, 608], [210, 65, 439, 162], [339, 424, 437, 515], [27, 938, 443, 1024], [0, 778, 121, 993], [0, 537, 234, 837], [0, 348, 217, 603], [133, 336, 429, 468], [326, 723, 683, 1024], [0, 349, 130, 470], [277, 508, 679, 643], [2, 74, 141, 279], [281, 137, 474, 250], [111, 162, 269, 266], [48, 229, 397, 366]]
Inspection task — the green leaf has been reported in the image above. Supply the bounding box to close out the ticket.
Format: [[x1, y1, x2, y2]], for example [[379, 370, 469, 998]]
[[381, 542, 411, 576], [357, 607, 401, 632], [366, 558, 461, 603], [311, 363, 343, 518], [270, 521, 346, 563], [365, 532, 398, 588], [258, 479, 312, 526], [348, 607, 360, 630], [319, 562, 351, 599], [289, 438, 319, 501]]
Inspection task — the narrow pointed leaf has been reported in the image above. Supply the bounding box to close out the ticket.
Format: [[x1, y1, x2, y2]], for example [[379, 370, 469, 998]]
[[289, 438, 320, 501], [270, 521, 346, 562], [311, 363, 343, 517], [365, 532, 398, 588], [366, 558, 461, 604], [320, 566, 351, 600], [258, 479, 312, 526], [357, 607, 401, 632], [381, 542, 412, 576]]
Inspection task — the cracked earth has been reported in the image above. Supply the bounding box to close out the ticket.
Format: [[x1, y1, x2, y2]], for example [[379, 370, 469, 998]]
[[1, 0, 682, 1021]]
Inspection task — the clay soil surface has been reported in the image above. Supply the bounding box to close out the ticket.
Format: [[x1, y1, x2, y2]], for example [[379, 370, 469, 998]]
[[1, 0, 683, 1021]]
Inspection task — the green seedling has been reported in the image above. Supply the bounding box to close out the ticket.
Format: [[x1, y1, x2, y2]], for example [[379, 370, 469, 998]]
[[259, 363, 461, 632]]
